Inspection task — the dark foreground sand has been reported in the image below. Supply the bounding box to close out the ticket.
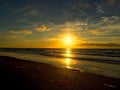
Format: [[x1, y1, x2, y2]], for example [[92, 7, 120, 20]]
[[0, 56, 120, 90]]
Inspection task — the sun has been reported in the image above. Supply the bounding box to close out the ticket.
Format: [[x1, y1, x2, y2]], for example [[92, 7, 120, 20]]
[[63, 34, 74, 47], [60, 33, 77, 48], [66, 36, 72, 44]]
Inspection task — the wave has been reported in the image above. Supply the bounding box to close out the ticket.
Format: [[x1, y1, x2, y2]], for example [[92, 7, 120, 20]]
[[0, 48, 120, 65]]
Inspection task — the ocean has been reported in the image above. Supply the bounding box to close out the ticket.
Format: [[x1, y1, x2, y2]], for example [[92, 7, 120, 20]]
[[0, 48, 120, 79]]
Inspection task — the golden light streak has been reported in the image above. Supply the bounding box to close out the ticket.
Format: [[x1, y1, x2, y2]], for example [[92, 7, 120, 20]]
[[62, 49, 77, 69], [65, 48, 71, 68], [65, 48, 71, 57], [65, 58, 71, 68]]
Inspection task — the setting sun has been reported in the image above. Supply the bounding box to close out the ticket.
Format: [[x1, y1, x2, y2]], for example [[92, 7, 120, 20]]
[[66, 36, 72, 44], [60, 33, 77, 48]]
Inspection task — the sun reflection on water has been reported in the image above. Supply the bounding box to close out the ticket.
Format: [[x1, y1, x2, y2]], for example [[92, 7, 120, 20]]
[[65, 48, 71, 58], [64, 48, 72, 68]]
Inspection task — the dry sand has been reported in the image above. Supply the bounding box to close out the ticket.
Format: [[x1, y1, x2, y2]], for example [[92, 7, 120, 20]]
[[0, 56, 120, 90]]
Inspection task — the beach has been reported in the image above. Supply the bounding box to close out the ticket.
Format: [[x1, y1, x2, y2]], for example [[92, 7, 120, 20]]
[[0, 56, 120, 90]]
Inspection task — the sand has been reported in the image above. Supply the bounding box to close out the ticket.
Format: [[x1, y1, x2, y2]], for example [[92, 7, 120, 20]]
[[0, 56, 120, 90]]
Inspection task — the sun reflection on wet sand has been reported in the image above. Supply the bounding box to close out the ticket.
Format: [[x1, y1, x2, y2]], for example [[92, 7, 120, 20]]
[[65, 58, 71, 68]]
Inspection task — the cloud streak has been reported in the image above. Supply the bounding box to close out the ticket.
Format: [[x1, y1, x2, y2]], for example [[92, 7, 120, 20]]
[[89, 30, 102, 35], [77, 42, 120, 48], [10, 30, 32, 35], [35, 25, 50, 32]]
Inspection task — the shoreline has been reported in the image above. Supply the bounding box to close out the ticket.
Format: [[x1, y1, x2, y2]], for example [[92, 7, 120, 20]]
[[0, 56, 120, 90]]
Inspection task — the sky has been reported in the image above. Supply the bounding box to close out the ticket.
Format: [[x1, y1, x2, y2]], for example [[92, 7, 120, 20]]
[[0, 0, 120, 48]]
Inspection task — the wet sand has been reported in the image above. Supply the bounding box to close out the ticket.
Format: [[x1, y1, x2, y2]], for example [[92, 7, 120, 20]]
[[0, 56, 120, 90]]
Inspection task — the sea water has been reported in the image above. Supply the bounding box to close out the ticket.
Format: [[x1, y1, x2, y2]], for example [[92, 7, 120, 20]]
[[0, 48, 120, 79]]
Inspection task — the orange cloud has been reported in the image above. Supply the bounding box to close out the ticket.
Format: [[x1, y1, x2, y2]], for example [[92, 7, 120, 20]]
[[10, 30, 32, 35], [35, 25, 49, 32], [89, 30, 101, 35]]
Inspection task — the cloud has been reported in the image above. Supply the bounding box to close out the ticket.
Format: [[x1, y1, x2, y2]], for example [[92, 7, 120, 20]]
[[50, 21, 88, 32], [61, 27, 75, 32], [111, 16, 120, 20], [100, 16, 120, 31], [64, 21, 88, 27], [101, 16, 120, 24], [88, 16, 120, 33], [95, 4, 105, 14], [89, 30, 102, 35], [72, 0, 92, 10], [10, 30, 32, 35], [107, 0, 116, 6], [101, 17, 109, 22], [35, 25, 50, 32], [0, 34, 18, 39], [77, 42, 120, 49], [80, 42, 120, 47], [14, 6, 38, 17], [21, 9, 38, 17], [101, 16, 120, 22]]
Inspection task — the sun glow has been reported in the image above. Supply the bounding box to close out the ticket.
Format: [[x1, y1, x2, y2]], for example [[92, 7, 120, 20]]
[[66, 37, 72, 44], [59, 32, 77, 48], [62, 34, 75, 48]]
